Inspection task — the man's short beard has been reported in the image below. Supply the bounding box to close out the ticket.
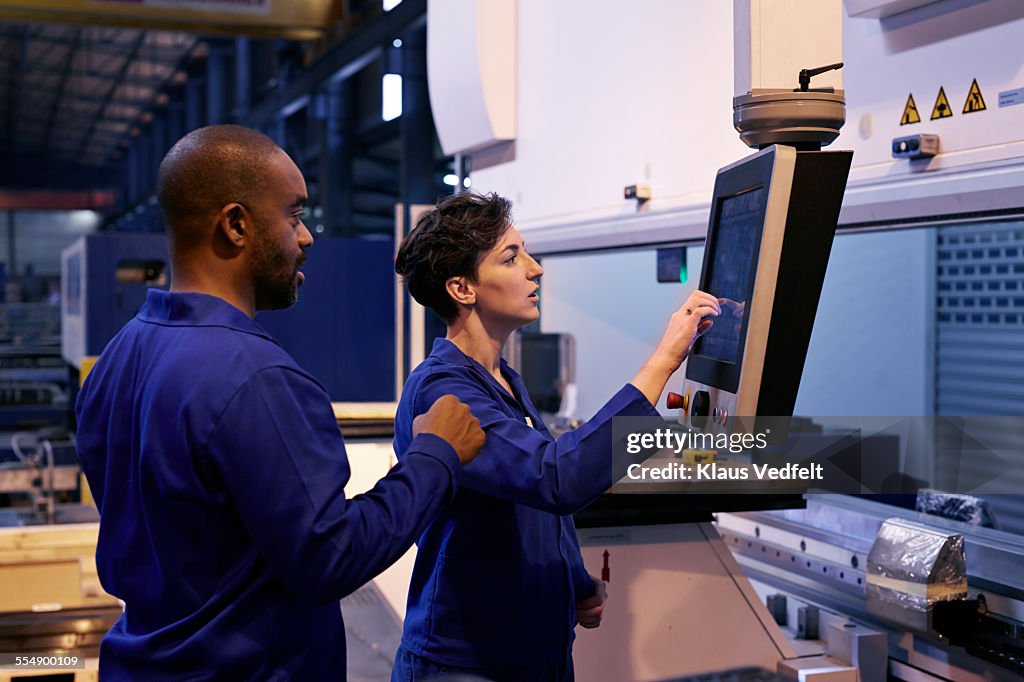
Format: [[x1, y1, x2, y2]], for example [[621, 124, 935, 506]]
[[256, 273, 297, 311], [249, 230, 299, 311]]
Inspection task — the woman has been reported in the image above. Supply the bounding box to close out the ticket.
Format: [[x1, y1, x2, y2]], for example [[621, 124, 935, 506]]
[[391, 192, 719, 681]]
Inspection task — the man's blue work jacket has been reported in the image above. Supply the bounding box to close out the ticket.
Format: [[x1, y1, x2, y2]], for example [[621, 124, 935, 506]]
[[76, 290, 462, 680], [394, 338, 660, 669]]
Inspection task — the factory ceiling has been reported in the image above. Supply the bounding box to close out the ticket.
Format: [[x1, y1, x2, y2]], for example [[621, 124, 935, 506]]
[[0, 23, 198, 172], [0, 0, 440, 229]]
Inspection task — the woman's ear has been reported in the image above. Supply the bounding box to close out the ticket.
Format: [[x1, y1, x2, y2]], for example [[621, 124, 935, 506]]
[[446, 276, 476, 306]]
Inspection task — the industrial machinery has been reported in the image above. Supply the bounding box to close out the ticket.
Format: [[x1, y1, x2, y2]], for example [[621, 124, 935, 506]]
[[571, 1, 859, 679], [0, 427, 83, 527], [0, 234, 171, 676], [504, 331, 580, 436], [399, 0, 1024, 678], [502, 0, 1024, 677], [676, 144, 851, 433], [60, 233, 169, 372], [717, 495, 1024, 681], [670, 0, 851, 434]]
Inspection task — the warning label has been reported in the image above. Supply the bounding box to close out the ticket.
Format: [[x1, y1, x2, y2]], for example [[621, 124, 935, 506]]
[[963, 79, 987, 114], [901, 94, 921, 125], [931, 87, 952, 120]]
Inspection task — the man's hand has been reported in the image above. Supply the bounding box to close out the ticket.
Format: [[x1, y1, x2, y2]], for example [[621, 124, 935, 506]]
[[575, 576, 607, 629], [413, 395, 485, 464]]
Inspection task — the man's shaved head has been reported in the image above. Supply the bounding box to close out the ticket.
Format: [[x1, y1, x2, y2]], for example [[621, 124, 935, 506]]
[[157, 125, 284, 250]]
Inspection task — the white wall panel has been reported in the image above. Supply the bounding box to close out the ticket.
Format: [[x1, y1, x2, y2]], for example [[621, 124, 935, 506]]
[[471, 0, 1024, 239], [451, 0, 1024, 419]]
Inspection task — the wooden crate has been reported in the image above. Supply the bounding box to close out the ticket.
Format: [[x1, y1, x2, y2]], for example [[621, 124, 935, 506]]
[[0, 525, 118, 615]]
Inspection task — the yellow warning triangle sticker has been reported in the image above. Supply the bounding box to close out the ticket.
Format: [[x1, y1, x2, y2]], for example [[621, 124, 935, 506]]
[[963, 78, 987, 114], [901, 94, 921, 125], [931, 87, 952, 120]]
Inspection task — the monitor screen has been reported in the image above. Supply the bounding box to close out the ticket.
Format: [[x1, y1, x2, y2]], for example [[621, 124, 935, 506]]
[[695, 185, 765, 363], [518, 333, 565, 414]]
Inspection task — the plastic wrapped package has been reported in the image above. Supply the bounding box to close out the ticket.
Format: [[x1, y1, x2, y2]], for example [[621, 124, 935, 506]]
[[865, 518, 967, 633], [915, 490, 998, 528]]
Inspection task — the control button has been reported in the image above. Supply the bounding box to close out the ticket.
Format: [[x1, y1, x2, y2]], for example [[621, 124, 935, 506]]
[[721, 409, 728, 426], [691, 391, 710, 417], [683, 392, 689, 411], [713, 407, 720, 422], [691, 391, 710, 429], [666, 392, 684, 410]]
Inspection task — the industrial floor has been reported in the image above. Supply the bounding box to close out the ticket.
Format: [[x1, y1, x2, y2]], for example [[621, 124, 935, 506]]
[[343, 582, 403, 682]]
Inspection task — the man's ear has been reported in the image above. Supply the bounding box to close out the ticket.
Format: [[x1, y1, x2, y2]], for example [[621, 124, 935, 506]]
[[217, 203, 248, 248], [445, 276, 476, 307]]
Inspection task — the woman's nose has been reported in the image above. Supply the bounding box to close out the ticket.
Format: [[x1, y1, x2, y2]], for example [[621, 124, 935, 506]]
[[528, 254, 543, 278]]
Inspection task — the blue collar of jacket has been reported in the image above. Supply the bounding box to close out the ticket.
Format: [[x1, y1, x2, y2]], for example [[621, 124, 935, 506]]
[[428, 337, 536, 409], [138, 289, 277, 344], [429, 337, 519, 380]]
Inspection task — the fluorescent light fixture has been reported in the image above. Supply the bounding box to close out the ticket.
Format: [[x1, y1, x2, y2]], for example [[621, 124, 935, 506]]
[[70, 210, 101, 230], [382, 74, 403, 121], [443, 175, 472, 188]]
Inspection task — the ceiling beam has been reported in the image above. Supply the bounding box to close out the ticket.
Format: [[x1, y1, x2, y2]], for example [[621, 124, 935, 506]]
[[25, 63, 173, 89], [4, 25, 32, 156], [52, 90, 154, 109], [0, 28, 194, 61], [75, 31, 147, 159], [42, 27, 82, 148]]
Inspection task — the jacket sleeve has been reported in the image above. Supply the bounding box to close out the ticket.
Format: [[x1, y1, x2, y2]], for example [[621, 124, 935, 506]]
[[413, 371, 660, 515], [206, 366, 461, 603]]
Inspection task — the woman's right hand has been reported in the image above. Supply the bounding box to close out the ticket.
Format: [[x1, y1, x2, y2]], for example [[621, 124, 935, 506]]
[[650, 289, 720, 373], [630, 290, 719, 408]]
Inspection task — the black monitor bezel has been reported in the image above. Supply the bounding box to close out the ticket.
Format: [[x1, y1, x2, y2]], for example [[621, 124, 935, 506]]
[[687, 150, 777, 394], [516, 331, 566, 414]]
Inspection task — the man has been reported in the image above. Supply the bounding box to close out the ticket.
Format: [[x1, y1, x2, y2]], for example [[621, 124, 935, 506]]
[[75, 125, 484, 680]]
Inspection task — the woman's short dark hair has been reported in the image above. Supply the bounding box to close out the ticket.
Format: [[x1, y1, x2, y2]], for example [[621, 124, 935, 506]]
[[395, 192, 512, 324]]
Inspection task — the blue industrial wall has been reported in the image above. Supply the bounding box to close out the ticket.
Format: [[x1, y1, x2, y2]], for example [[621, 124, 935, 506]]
[[257, 237, 395, 402], [82, 234, 170, 357]]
